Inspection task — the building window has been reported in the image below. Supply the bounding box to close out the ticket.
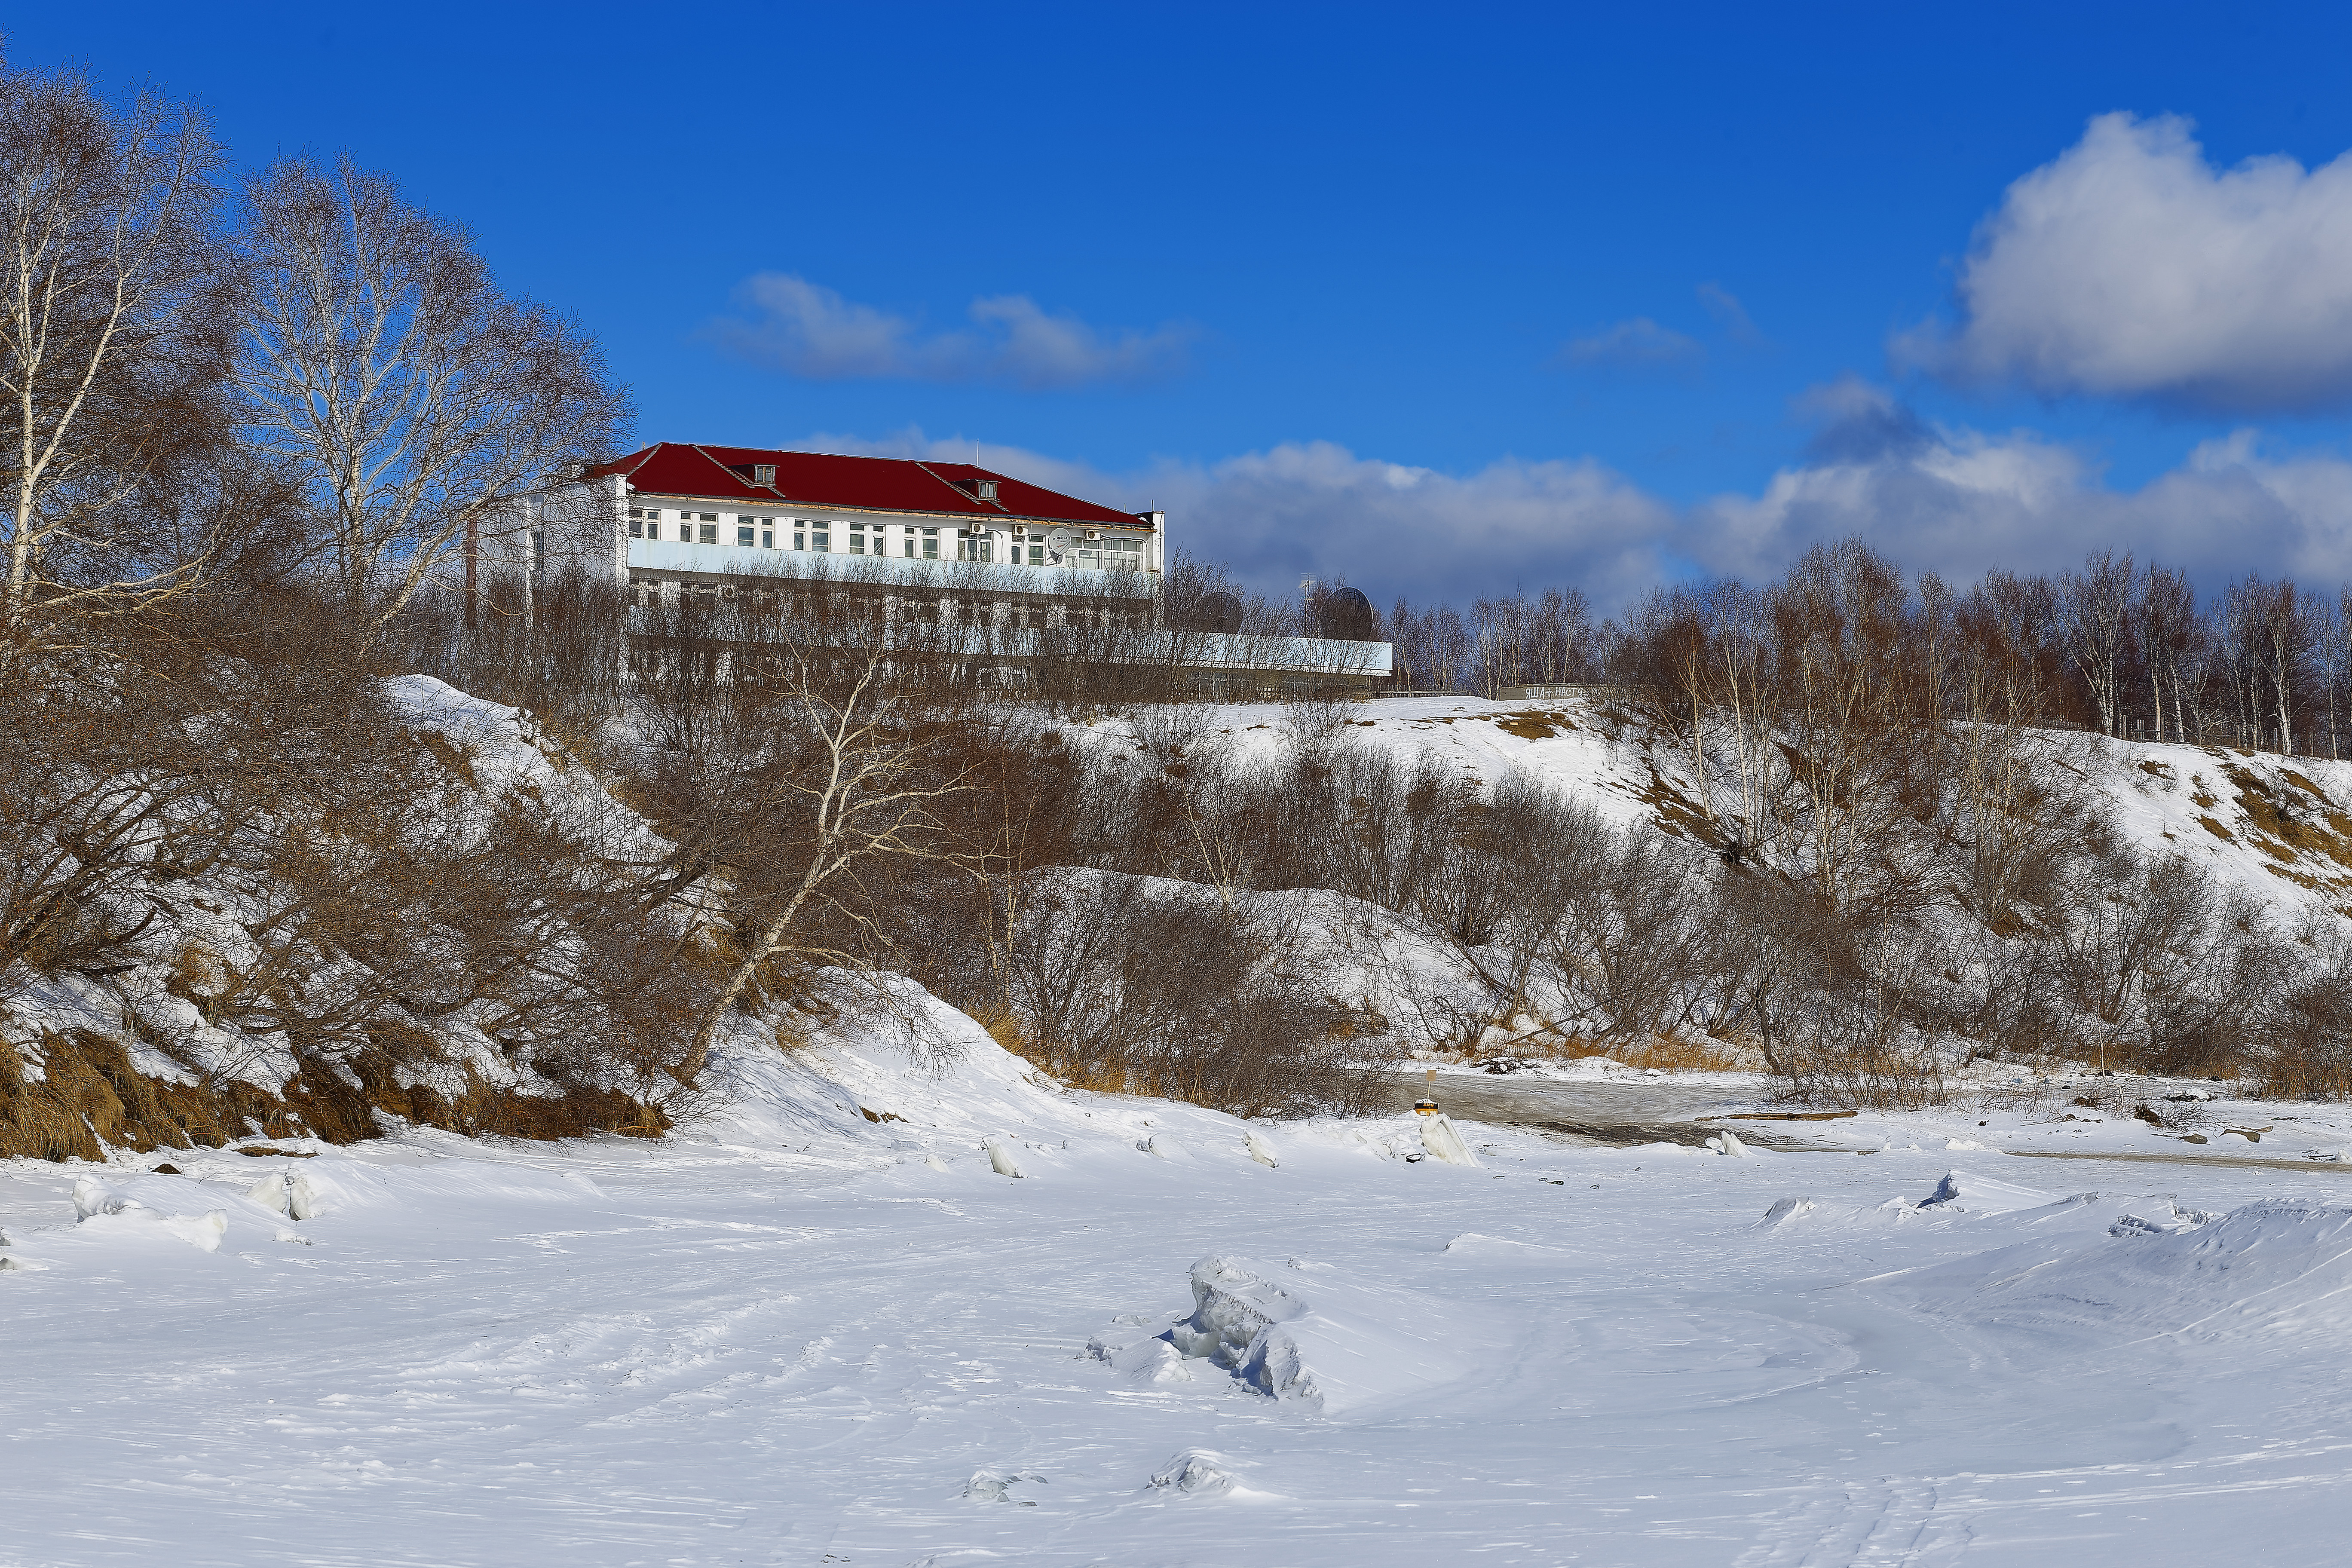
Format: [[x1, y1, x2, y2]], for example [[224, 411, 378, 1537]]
[[921, 527, 940, 560], [1028, 544, 1044, 566], [812, 526, 829, 552], [957, 530, 993, 563], [902, 529, 916, 558], [1103, 536, 1142, 571], [848, 524, 867, 555], [753, 463, 776, 486], [761, 527, 774, 548], [628, 505, 656, 539], [793, 526, 806, 551]]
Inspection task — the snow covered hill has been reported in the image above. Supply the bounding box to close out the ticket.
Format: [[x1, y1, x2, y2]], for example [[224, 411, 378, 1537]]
[[1146, 691, 2352, 923]]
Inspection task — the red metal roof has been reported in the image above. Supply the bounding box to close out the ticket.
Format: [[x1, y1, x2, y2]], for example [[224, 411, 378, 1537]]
[[587, 443, 1152, 530]]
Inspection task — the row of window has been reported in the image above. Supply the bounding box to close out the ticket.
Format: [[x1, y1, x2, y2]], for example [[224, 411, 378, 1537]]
[[623, 577, 1144, 628], [625, 507, 1143, 568]]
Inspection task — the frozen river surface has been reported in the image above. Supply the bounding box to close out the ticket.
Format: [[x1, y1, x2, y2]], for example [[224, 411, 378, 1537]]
[[8, 1019, 2352, 1567]]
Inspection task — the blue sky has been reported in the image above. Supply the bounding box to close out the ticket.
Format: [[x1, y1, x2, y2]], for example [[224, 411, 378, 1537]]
[[24, 2, 2352, 608]]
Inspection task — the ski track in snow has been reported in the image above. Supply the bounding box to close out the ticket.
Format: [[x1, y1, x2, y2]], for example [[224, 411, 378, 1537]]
[[10, 1017, 2352, 1566]]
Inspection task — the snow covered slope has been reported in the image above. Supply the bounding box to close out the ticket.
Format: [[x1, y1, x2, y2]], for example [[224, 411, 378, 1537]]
[[0, 676, 684, 1156], [1147, 692, 2352, 920]]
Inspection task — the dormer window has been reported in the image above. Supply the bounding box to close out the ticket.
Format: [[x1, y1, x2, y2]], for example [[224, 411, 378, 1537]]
[[976, 478, 999, 501], [753, 464, 776, 486]]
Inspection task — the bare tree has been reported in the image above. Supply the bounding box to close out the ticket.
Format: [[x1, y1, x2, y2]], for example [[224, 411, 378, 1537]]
[[662, 594, 974, 1078], [235, 154, 628, 645], [2258, 578, 2314, 755], [1385, 594, 1471, 692], [2056, 550, 2135, 737], [0, 61, 230, 637], [1765, 540, 1934, 916], [2134, 567, 2198, 742]]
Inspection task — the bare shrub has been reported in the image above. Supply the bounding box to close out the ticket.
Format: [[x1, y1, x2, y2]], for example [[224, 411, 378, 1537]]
[[2252, 946, 2352, 1100], [998, 872, 1386, 1118]]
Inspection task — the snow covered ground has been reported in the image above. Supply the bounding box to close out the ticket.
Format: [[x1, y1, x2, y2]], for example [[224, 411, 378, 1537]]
[[11, 1001, 2352, 1567]]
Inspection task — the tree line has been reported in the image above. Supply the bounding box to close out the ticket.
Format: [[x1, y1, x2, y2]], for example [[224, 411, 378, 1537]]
[[1378, 550, 2352, 757]]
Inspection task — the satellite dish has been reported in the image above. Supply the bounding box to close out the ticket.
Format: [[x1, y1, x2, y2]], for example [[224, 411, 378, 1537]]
[[1319, 585, 1375, 641], [1188, 591, 1244, 634]]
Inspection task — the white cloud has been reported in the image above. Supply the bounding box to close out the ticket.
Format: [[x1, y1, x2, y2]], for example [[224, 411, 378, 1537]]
[[1902, 113, 2352, 412], [795, 394, 2352, 612], [1693, 382, 2352, 587], [795, 429, 1677, 609], [712, 275, 1192, 389], [1559, 317, 1703, 370]]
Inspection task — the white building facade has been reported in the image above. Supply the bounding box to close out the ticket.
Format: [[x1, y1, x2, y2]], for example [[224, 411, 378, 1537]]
[[513, 443, 1390, 689]]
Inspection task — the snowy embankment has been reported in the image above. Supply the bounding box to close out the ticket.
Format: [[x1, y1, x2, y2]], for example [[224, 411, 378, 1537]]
[[12, 984, 2352, 1565], [1197, 692, 2352, 923], [0, 675, 684, 1154]]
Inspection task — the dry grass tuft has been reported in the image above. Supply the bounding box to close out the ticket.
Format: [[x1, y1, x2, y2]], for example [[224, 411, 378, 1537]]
[[1493, 709, 1572, 742], [973, 1004, 1133, 1095], [1610, 1033, 1749, 1073]]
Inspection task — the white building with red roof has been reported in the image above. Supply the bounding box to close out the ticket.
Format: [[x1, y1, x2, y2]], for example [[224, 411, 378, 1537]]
[[510, 442, 1388, 691], [532, 442, 1163, 611]]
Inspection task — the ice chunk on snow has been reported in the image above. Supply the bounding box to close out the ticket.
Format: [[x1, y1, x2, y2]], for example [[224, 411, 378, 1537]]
[[1244, 1130, 1280, 1167], [983, 1136, 1026, 1178], [1151, 1450, 1237, 1496], [1704, 1130, 1750, 1157], [962, 1469, 1045, 1504], [1418, 1113, 1479, 1167], [1137, 1133, 1191, 1160], [1160, 1254, 1482, 1412], [1087, 1331, 1196, 1386], [922, 1154, 950, 1172], [2107, 1200, 2218, 1238], [1916, 1170, 2059, 1213], [160, 1211, 229, 1252], [244, 1170, 323, 1221], [1761, 1196, 1818, 1228], [1171, 1256, 1311, 1398], [72, 1177, 120, 1221]]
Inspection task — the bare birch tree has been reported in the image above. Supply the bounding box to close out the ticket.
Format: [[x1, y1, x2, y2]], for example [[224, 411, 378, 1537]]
[[0, 61, 230, 639], [235, 154, 628, 646], [656, 593, 974, 1079], [2056, 549, 2135, 737], [2134, 566, 2198, 742]]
